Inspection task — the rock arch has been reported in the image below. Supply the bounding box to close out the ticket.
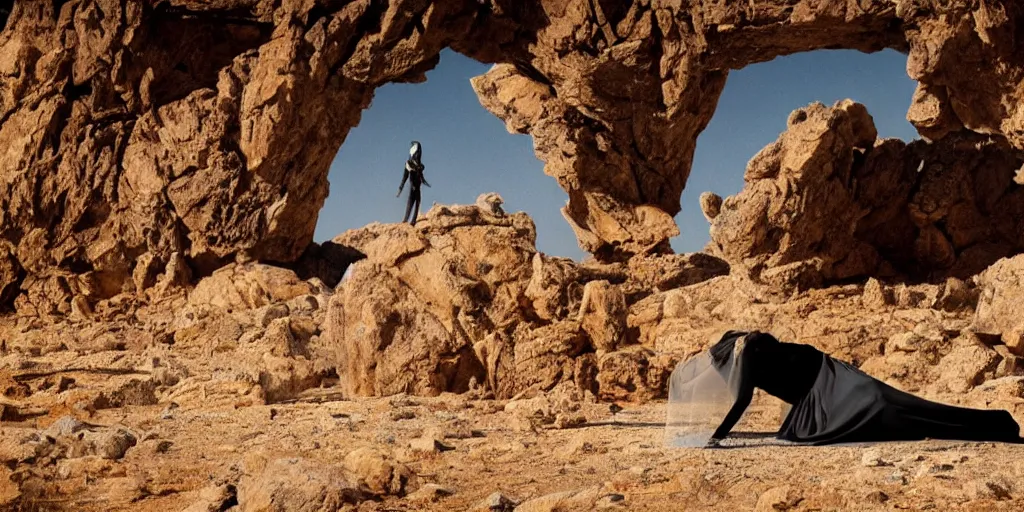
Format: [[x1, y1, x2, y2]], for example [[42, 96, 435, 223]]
[[1, 0, 1023, 313]]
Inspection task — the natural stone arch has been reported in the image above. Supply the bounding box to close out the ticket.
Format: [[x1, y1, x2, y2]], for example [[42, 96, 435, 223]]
[[1, 0, 1023, 313]]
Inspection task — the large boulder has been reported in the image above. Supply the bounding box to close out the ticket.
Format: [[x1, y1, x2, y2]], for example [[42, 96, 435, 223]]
[[188, 263, 317, 312], [323, 203, 536, 397], [577, 280, 627, 353], [236, 458, 367, 512], [708, 101, 1024, 293], [974, 255, 1024, 355], [322, 201, 721, 400], [708, 100, 882, 291]]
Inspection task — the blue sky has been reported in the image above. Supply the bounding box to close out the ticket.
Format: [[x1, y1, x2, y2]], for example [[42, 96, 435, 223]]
[[316, 48, 920, 259]]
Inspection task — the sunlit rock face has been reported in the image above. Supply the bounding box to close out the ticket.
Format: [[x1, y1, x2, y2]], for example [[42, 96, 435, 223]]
[[2, 1, 1024, 313], [708, 100, 1024, 293]]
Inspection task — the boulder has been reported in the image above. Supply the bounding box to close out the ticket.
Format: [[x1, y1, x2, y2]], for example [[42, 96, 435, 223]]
[[236, 458, 366, 511], [709, 101, 1024, 292], [974, 255, 1024, 355], [578, 280, 627, 353], [189, 263, 315, 312], [323, 205, 534, 397]]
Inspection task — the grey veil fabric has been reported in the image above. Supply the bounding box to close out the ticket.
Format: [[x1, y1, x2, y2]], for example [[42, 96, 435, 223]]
[[664, 334, 789, 447], [664, 335, 746, 447]]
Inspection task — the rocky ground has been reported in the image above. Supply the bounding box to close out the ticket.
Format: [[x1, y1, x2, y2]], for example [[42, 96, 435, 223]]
[[3, 194, 1024, 511], [4, 2, 1024, 510], [3, 387, 1024, 511]]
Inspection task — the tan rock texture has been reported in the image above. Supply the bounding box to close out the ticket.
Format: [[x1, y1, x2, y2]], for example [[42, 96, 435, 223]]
[[321, 200, 730, 401], [4, 1, 1024, 311], [974, 255, 1024, 354], [4, 201, 1024, 510], [324, 203, 537, 398], [707, 100, 1024, 292]]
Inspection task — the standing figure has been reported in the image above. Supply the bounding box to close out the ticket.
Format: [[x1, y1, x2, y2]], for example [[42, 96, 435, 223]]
[[396, 141, 430, 225]]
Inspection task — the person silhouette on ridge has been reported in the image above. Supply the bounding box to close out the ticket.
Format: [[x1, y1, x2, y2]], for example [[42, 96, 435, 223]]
[[397, 141, 430, 225]]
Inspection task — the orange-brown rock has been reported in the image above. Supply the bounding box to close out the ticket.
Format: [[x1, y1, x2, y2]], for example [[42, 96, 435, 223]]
[[707, 100, 1024, 292], [322, 200, 725, 400], [577, 280, 627, 353], [323, 203, 536, 398], [974, 255, 1024, 355], [4, 208, 1024, 511], [4, 2, 1024, 311], [5, 2, 1024, 508]]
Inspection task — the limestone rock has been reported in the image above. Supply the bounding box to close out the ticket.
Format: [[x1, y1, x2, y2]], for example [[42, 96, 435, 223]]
[[150, 252, 193, 300], [525, 254, 626, 323], [182, 485, 237, 512], [934, 335, 1002, 394], [966, 478, 1014, 501], [934, 277, 974, 311], [405, 483, 455, 504], [2, 0, 1024, 310], [236, 458, 366, 511], [476, 192, 506, 217], [507, 322, 592, 398], [526, 254, 588, 322], [342, 447, 411, 496], [754, 486, 803, 512], [578, 280, 627, 353], [907, 84, 963, 142], [862, 278, 894, 309], [513, 486, 602, 512], [710, 101, 1024, 292], [189, 264, 315, 312], [974, 255, 1024, 354], [624, 253, 729, 299], [324, 206, 535, 397], [861, 449, 891, 468], [597, 348, 676, 402], [699, 192, 723, 222], [30, 418, 138, 462], [709, 101, 879, 291], [471, 491, 517, 512], [409, 435, 455, 454]]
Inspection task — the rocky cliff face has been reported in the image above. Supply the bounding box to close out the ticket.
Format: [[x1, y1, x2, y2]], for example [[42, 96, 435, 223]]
[[705, 100, 1024, 294], [3, 1, 1024, 313]]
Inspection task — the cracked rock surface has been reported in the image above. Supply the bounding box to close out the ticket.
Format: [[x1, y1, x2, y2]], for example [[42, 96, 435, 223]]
[[3, 1, 1024, 310]]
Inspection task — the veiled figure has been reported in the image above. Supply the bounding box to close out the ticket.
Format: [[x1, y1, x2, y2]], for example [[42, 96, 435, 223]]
[[667, 330, 1023, 447]]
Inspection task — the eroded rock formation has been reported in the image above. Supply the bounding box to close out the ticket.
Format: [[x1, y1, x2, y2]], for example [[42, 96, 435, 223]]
[[323, 199, 728, 400], [3, 1, 1024, 313], [4, 199, 1024, 510], [707, 100, 1024, 293]]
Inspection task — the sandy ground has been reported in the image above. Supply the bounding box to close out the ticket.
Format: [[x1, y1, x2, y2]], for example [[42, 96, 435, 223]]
[[5, 389, 1023, 512]]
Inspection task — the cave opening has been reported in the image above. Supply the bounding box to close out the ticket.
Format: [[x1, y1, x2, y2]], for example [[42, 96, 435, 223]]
[[315, 49, 586, 261]]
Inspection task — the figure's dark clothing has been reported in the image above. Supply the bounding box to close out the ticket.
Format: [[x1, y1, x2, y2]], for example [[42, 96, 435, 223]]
[[398, 158, 429, 225], [402, 186, 421, 225], [709, 331, 1023, 445]]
